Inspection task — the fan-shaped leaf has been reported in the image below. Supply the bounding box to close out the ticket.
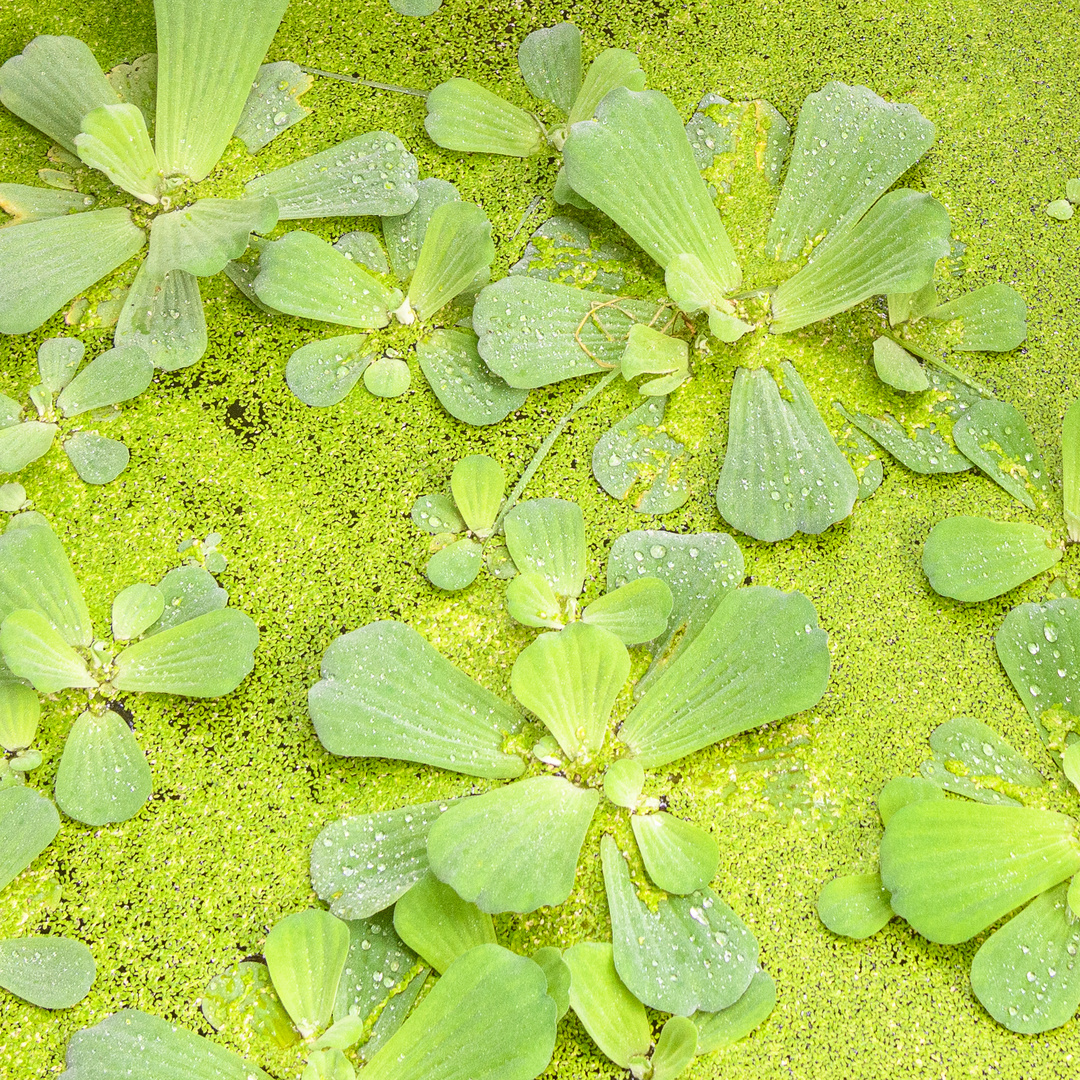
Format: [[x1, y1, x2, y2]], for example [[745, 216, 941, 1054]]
[[603, 758, 645, 809], [929, 283, 1027, 352], [37, 337, 84, 393], [63, 432, 130, 485], [509, 215, 631, 294], [0, 422, 57, 474], [145, 564, 227, 635], [75, 103, 161, 203], [0, 785, 59, 892], [631, 812, 719, 894], [566, 49, 646, 126], [406, 202, 494, 322], [382, 178, 459, 281], [286, 335, 370, 407], [517, 23, 581, 113], [834, 401, 972, 475], [392, 871, 496, 973], [876, 775, 944, 825], [111, 583, 165, 641], [0, 609, 95, 692], [504, 498, 585, 598], [451, 455, 503, 534], [234, 61, 312, 153], [691, 968, 776, 1053], [56, 344, 152, 417], [114, 261, 206, 371], [333, 910, 418, 1026], [582, 578, 673, 645], [417, 329, 527, 426], [651, 1016, 697, 1080], [817, 872, 893, 939], [0, 936, 95, 1009], [872, 337, 928, 393], [0, 184, 94, 225], [424, 79, 545, 157], [0, 682, 39, 751], [505, 572, 562, 629], [334, 231, 388, 274], [148, 197, 277, 278], [425, 539, 482, 591], [410, 493, 464, 535]]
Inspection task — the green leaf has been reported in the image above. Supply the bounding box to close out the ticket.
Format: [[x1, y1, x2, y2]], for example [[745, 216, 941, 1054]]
[[833, 400, 973, 476], [582, 578, 673, 645], [618, 586, 830, 767], [716, 363, 858, 542], [563, 942, 651, 1069], [929, 283, 1027, 351], [37, 338, 84, 393], [880, 800, 1080, 943], [359, 967, 427, 1062], [951, 399, 1051, 510], [770, 190, 951, 334], [0, 422, 57, 474], [389, 0, 442, 16], [427, 776, 598, 914], [424, 78, 545, 157], [531, 947, 570, 1020], [114, 261, 207, 371], [113, 607, 258, 697], [56, 344, 152, 417], [233, 61, 312, 153], [1065, 400, 1080, 542], [393, 871, 496, 973], [517, 23, 581, 113], [416, 329, 527, 427], [0, 609, 95, 692], [922, 516, 1062, 602], [63, 431, 130, 485], [766, 81, 936, 259], [146, 564, 227, 634], [363, 357, 410, 398], [0, 396, 20, 430], [264, 909, 350, 1037], [876, 775, 943, 826], [816, 872, 893, 939], [253, 231, 400, 329], [0, 785, 59, 893], [0, 682, 39, 751], [154, 0, 290, 180], [504, 498, 586, 598], [410, 493, 464, 535], [836, 422, 884, 500], [511, 623, 629, 757], [685, 95, 790, 184], [1047, 200, 1074, 221], [691, 968, 776, 1054], [509, 215, 631, 294], [53, 709, 152, 826], [425, 538, 482, 592], [303, 1049, 355, 1080], [333, 910, 418, 1026], [382, 178, 460, 282], [405, 202, 494, 322], [0, 482, 25, 512], [563, 88, 740, 298], [148, 197, 278, 278], [361, 944, 557, 1080], [872, 337, 929, 393], [566, 49, 647, 126], [334, 231, 389, 275], [970, 883, 1080, 1034], [311, 799, 452, 920], [620, 324, 689, 389], [602, 835, 758, 1014], [603, 758, 645, 809], [651, 1015, 698, 1080], [505, 572, 562, 629], [887, 280, 939, 327], [0, 35, 119, 154], [592, 396, 689, 515], [308, 620, 524, 778], [202, 960, 298, 1052], [631, 812, 720, 894], [246, 132, 418, 219], [286, 335, 370, 407], [451, 455, 504, 534], [75, 103, 161, 203], [0, 208, 145, 334], [0, 184, 94, 226], [0, 936, 94, 1009]]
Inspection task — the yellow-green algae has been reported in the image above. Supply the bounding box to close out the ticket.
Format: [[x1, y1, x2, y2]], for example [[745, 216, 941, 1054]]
[[1, 0, 1079, 1077]]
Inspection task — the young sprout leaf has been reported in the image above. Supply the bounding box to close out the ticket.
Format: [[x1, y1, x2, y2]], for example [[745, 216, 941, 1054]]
[[770, 190, 951, 334], [427, 776, 598, 913], [716, 363, 858, 542], [581, 577, 674, 645], [115, 262, 207, 371], [333, 910, 417, 1026], [603, 758, 645, 809], [334, 232, 389, 275], [887, 280, 938, 327], [113, 607, 259, 696], [767, 82, 936, 259], [54, 709, 152, 825], [0, 35, 119, 154], [929, 283, 1027, 351], [0, 184, 93, 225], [425, 538, 482, 591], [154, 0, 290, 180], [234, 61, 313, 153], [253, 231, 401, 328], [651, 1015, 697, 1080], [56, 345, 152, 417], [876, 776, 944, 826], [247, 133, 418, 219], [563, 942, 651, 1069], [383, 178, 460, 282], [308, 620, 524, 778], [111, 583, 166, 642], [63, 432, 130, 485], [566, 49, 647, 126], [0, 936, 95, 1009], [602, 835, 758, 1014], [75, 103, 161, 203], [880, 800, 1080, 944], [833, 401, 972, 475], [363, 357, 410, 398], [922, 517, 1062, 602], [286, 335, 370, 407], [690, 968, 776, 1054], [416, 329, 528, 426], [424, 79, 545, 157], [0, 207, 145, 334], [563, 88, 740, 298], [303, 1049, 355, 1080], [505, 572, 563, 629], [816, 872, 893, 939], [872, 337, 929, 393], [631, 812, 720, 894], [0, 609, 96, 692], [0, 422, 57, 474], [619, 586, 829, 766], [411, 493, 465, 535], [504, 498, 586, 597], [531, 947, 571, 1020], [451, 455, 504, 535], [392, 871, 496, 973], [405, 202, 494, 322], [1066, 401, 1080, 542], [37, 338, 84, 393], [0, 784, 59, 892], [0, 682, 39, 750], [511, 216, 631, 294], [312, 799, 452, 920], [517, 23, 582, 114], [511, 623, 630, 757], [621, 325, 688, 389], [1046, 200, 1074, 221], [951, 399, 1050, 510]]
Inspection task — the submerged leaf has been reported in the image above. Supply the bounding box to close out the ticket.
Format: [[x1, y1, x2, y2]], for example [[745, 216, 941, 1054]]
[[872, 337, 928, 393], [286, 335, 370, 407], [517, 23, 581, 113], [510, 215, 630, 294], [929, 283, 1027, 351], [0, 785, 59, 892], [581, 577, 673, 645], [424, 79, 545, 157], [817, 872, 893, 939], [148, 197, 277, 278], [0, 184, 94, 225], [504, 498, 586, 598], [234, 61, 313, 153], [0, 422, 57, 474], [0, 608, 95, 692], [0, 936, 95, 1009], [75, 103, 161, 203], [691, 968, 776, 1053], [887, 279, 939, 327], [57, 345, 153, 417], [406, 202, 494, 322], [114, 261, 206, 371], [685, 94, 790, 186], [392, 871, 496, 973], [631, 812, 720, 894]]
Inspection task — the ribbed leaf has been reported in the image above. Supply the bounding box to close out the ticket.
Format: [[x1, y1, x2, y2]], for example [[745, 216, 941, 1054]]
[[286, 335, 370, 407], [602, 835, 758, 1014], [426, 776, 598, 913], [407, 202, 494, 322], [504, 498, 586, 598], [0, 785, 59, 893], [75, 103, 161, 203], [392, 871, 496, 973], [253, 231, 400, 329], [691, 968, 776, 1053], [767, 82, 935, 259], [112, 582, 165, 641], [0, 422, 57, 473], [929, 283, 1027, 351], [450, 455, 503, 534], [382, 178, 459, 282], [333, 910, 417, 1026], [563, 88, 740, 298], [0, 681, 39, 751], [887, 280, 939, 327], [0, 184, 94, 225], [603, 759, 645, 809], [816, 872, 893, 939], [154, 0, 290, 180], [511, 623, 629, 757], [581, 578, 673, 645], [771, 190, 951, 334], [505, 572, 562, 629], [113, 607, 258, 696], [566, 49, 646, 126], [880, 800, 1080, 943], [424, 79, 545, 156], [57, 345, 152, 417], [145, 564, 226, 634], [114, 261, 207, 371], [1065, 401, 1080, 542], [650, 1016, 697, 1080], [834, 401, 972, 475], [509, 215, 631, 294], [872, 337, 928, 393], [0, 609, 95, 692], [0, 35, 119, 154], [716, 363, 858, 542], [922, 516, 1062, 602], [247, 132, 418, 219], [334, 231, 388, 274], [37, 337, 84, 392], [64, 431, 130, 485], [308, 620, 523, 778], [148, 197, 277, 278], [631, 812, 719, 894], [0, 208, 145, 334], [517, 23, 581, 113], [618, 586, 830, 767], [0, 936, 95, 1009], [425, 539, 481, 592], [233, 61, 312, 153]]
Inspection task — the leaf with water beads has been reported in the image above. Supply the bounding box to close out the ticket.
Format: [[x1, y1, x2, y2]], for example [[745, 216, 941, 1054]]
[[872, 337, 928, 393], [504, 498, 586, 598], [816, 872, 893, 939], [685, 95, 790, 186], [114, 261, 207, 371], [75, 103, 161, 204], [1066, 401, 1080, 542], [0, 785, 59, 893], [517, 23, 581, 114], [425, 539, 482, 591], [766, 81, 936, 260], [37, 338, 83, 393], [0, 184, 94, 225], [581, 577, 673, 646], [411, 493, 464, 535], [335, 232, 389, 275], [0, 609, 95, 692], [951, 398, 1050, 510], [63, 431, 130, 485], [691, 968, 776, 1054], [0, 422, 57, 474], [0, 396, 19, 429], [835, 422, 883, 500], [393, 871, 496, 973], [149, 197, 278, 279], [427, 776, 598, 914], [382, 178, 458, 281], [565, 49, 646, 126], [145, 564, 227, 634], [286, 335, 370, 407], [928, 283, 1027, 352], [922, 517, 1062, 602], [424, 79, 545, 157], [879, 800, 1080, 944], [510, 215, 631, 294], [331, 910, 418, 1029], [112, 585, 164, 643], [363, 357, 410, 398], [405, 202, 494, 322], [0, 936, 94, 1009], [716, 363, 858, 542], [631, 812, 719, 895], [234, 61, 313, 153], [505, 572, 562, 629], [55, 344, 152, 418], [0, 682, 39, 750]]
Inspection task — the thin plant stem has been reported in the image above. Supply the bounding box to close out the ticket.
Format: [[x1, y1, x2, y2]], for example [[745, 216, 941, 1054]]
[[300, 66, 429, 98]]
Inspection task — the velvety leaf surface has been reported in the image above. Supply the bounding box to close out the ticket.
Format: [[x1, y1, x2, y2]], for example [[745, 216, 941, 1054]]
[[424, 78, 545, 156], [382, 178, 459, 281], [286, 335, 370, 407], [603, 758, 645, 809], [1065, 400, 1080, 542], [0, 608, 96, 692], [887, 280, 939, 327], [0, 785, 59, 893], [36, 338, 83, 394], [631, 812, 720, 894], [0, 184, 94, 225], [57, 345, 153, 417], [63, 431, 130, 485], [410, 493, 464, 535], [817, 872, 893, 939], [392, 871, 496, 973], [0, 681, 39, 750], [929, 283, 1028, 351], [581, 577, 673, 645], [147, 198, 278, 278], [0, 422, 57, 474], [406, 202, 493, 322], [114, 262, 207, 371], [233, 61, 312, 153], [505, 572, 562, 629], [334, 231, 389, 274], [417, 329, 527, 426], [504, 498, 585, 597], [565, 48, 646, 125], [517, 23, 581, 112], [0, 935, 95, 1009], [75, 103, 161, 203], [691, 968, 776, 1054], [531, 946, 571, 1019]]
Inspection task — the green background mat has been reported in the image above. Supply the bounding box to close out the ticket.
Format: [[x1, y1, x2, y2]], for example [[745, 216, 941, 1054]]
[[1, 0, 1078, 1076]]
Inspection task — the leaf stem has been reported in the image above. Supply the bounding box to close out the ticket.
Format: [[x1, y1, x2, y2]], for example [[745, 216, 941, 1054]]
[[299, 66, 429, 98]]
